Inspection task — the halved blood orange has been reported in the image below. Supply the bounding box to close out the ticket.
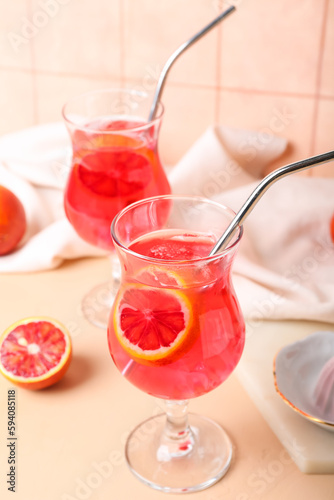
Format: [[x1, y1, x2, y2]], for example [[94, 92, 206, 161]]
[[0, 317, 72, 390], [113, 284, 195, 366]]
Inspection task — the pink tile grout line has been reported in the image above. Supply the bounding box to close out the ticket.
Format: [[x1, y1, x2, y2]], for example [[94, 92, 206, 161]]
[[26, 0, 39, 126], [214, 11, 223, 124], [119, 0, 125, 87], [309, 0, 330, 164]]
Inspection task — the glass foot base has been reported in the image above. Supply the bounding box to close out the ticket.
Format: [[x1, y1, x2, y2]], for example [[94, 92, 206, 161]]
[[81, 279, 119, 329], [125, 413, 233, 494]]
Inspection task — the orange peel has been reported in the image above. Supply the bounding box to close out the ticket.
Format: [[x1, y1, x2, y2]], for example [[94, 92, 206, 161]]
[[113, 284, 195, 366]]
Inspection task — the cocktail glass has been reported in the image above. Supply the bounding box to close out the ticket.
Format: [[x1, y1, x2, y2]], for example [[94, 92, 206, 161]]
[[63, 89, 171, 328], [108, 195, 245, 493]]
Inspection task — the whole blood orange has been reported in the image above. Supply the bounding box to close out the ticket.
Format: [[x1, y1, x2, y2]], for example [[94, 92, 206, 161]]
[[0, 185, 27, 256], [113, 284, 195, 366], [0, 317, 72, 390]]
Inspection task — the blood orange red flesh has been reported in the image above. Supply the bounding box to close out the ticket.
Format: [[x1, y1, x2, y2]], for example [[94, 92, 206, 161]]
[[0, 185, 27, 256], [113, 284, 195, 366], [78, 150, 153, 197], [0, 317, 72, 390]]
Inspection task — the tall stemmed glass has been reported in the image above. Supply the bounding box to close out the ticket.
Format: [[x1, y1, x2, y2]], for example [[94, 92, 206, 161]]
[[108, 195, 245, 493], [63, 89, 171, 328]]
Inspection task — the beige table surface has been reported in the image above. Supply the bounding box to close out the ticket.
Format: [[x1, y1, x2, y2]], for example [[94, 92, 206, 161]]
[[0, 256, 333, 500]]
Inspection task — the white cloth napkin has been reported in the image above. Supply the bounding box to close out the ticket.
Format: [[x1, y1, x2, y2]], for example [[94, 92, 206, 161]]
[[1, 123, 334, 325], [0, 123, 105, 272]]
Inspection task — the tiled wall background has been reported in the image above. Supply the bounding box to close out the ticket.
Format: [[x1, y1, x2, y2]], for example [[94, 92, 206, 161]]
[[1, 0, 333, 176]]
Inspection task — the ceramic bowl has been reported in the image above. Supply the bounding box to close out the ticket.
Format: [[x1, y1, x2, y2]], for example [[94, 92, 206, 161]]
[[273, 331, 334, 432]]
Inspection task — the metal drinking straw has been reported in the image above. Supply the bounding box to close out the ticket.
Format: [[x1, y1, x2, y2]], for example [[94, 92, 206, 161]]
[[148, 6, 236, 121], [209, 150, 334, 256]]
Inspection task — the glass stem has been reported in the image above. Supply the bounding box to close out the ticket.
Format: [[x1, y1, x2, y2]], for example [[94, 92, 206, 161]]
[[158, 400, 194, 460]]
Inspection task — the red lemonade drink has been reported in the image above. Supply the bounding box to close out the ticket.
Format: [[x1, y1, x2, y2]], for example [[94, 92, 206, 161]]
[[108, 198, 245, 400], [63, 90, 170, 251], [64, 118, 170, 250], [108, 195, 245, 492]]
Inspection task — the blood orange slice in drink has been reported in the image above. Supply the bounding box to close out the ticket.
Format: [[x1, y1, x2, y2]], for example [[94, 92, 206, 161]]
[[113, 284, 195, 366], [0, 317, 72, 390], [78, 150, 153, 197]]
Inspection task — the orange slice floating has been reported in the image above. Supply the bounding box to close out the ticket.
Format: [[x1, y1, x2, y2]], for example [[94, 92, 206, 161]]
[[0, 317, 72, 390], [135, 266, 184, 288], [113, 284, 195, 366]]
